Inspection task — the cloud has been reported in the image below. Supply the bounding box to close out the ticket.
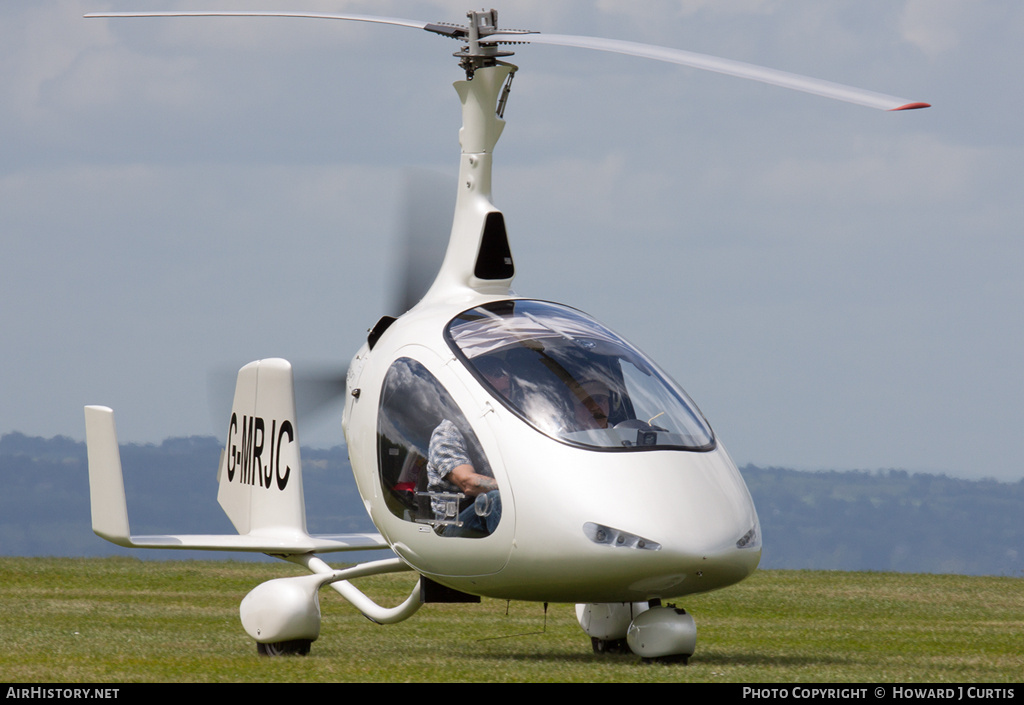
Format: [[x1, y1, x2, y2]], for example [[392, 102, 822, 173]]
[[3, 1, 1022, 480], [899, 0, 967, 58]]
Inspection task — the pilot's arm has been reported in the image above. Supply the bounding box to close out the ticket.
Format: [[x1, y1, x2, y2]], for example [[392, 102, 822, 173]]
[[448, 464, 498, 497], [430, 420, 498, 497]]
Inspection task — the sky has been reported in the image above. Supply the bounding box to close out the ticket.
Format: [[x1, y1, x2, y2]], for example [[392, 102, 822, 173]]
[[2, 0, 1022, 482]]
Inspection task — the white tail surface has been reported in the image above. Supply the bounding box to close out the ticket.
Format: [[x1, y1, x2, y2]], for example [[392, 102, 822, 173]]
[[84, 405, 132, 546], [84, 361, 388, 554], [217, 359, 308, 540]]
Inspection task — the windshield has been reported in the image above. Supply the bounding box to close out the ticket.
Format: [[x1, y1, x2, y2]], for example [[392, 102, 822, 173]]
[[445, 300, 715, 451]]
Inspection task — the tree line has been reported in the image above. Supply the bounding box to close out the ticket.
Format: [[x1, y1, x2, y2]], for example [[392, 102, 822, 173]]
[[1, 432, 1020, 576]]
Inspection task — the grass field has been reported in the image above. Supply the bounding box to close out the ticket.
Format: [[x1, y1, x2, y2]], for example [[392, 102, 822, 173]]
[[1, 556, 1021, 683]]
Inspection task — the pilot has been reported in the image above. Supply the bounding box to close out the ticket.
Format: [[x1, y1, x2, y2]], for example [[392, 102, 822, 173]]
[[572, 378, 612, 430], [425, 358, 508, 537], [427, 420, 501, 537]]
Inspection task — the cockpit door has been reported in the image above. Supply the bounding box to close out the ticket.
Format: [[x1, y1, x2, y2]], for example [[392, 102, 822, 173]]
[[375, 347, 514, 577]]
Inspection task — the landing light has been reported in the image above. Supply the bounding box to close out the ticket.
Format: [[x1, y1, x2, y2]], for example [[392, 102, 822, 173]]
[[736, 526, 759, 549], [584, 522, 661, 551]]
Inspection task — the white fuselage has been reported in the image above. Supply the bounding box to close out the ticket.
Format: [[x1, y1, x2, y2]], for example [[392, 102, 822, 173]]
[[341, 62, 761, 605], [343, 293, 761, 604]]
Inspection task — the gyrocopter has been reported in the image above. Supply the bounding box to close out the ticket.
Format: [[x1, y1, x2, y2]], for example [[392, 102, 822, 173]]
[[82, 8, 928, 661]]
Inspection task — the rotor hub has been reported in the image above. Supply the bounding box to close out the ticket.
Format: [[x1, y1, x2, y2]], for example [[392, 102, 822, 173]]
[[423, 9, 535, 78]]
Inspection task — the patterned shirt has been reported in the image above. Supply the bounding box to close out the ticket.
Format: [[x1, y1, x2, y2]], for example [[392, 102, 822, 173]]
[[426, 419, 473, 519]]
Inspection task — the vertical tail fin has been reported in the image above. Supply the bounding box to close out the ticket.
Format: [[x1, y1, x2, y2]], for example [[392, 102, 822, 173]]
[[217, 358, 308, 539], [84, 405, 133, 546]]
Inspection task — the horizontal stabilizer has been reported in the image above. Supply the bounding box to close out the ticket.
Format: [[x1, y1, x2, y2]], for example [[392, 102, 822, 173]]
[[83, 401, 388, 554]]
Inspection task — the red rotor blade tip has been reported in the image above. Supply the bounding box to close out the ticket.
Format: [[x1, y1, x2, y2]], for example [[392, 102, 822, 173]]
[[890, 102, 931, 111]]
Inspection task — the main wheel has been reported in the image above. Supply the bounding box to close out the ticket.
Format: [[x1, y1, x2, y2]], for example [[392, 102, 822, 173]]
[[257, 639, 312, 657]]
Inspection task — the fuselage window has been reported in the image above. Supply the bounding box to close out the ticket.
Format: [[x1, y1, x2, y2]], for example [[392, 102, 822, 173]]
[[376, 357, 500, 538], [445, 299, 715, 452]]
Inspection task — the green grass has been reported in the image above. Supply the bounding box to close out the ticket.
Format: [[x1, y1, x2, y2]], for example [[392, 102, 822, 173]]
[[1, 557, 1021, 682]]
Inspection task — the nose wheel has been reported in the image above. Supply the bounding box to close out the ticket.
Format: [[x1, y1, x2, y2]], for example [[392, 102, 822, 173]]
[[626, 604, 696, 662], [577, 601, 696, 663]]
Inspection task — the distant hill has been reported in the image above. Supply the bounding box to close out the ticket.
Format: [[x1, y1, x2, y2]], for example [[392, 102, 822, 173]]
[[0, 431, 369, 561], [1, 432, 1021, 576], [741, 465, 1022, 576]]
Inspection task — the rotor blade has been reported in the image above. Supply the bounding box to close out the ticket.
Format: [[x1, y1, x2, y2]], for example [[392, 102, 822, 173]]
[[84, 11, 432, 31], [484, 33, 929, 111], [393, 169, 456, 316], [292, 364, 349, 423], [86, 12, 927, 110], [207, 363, 347, 436]]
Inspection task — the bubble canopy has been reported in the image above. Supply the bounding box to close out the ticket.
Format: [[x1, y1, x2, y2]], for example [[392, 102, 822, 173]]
[[445, 300, 716, 451]]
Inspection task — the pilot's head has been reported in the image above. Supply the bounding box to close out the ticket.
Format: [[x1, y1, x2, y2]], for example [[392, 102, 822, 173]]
[[574, 379, 611, 429]]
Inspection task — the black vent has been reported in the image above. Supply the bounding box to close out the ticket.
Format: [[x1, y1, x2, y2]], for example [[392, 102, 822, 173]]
[[367, 316, 397, 349], [474, 211, 514, 280]]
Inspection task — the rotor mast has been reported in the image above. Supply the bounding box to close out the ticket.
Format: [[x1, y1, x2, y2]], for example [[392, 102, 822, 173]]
[[418, 10, 519, 306]]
